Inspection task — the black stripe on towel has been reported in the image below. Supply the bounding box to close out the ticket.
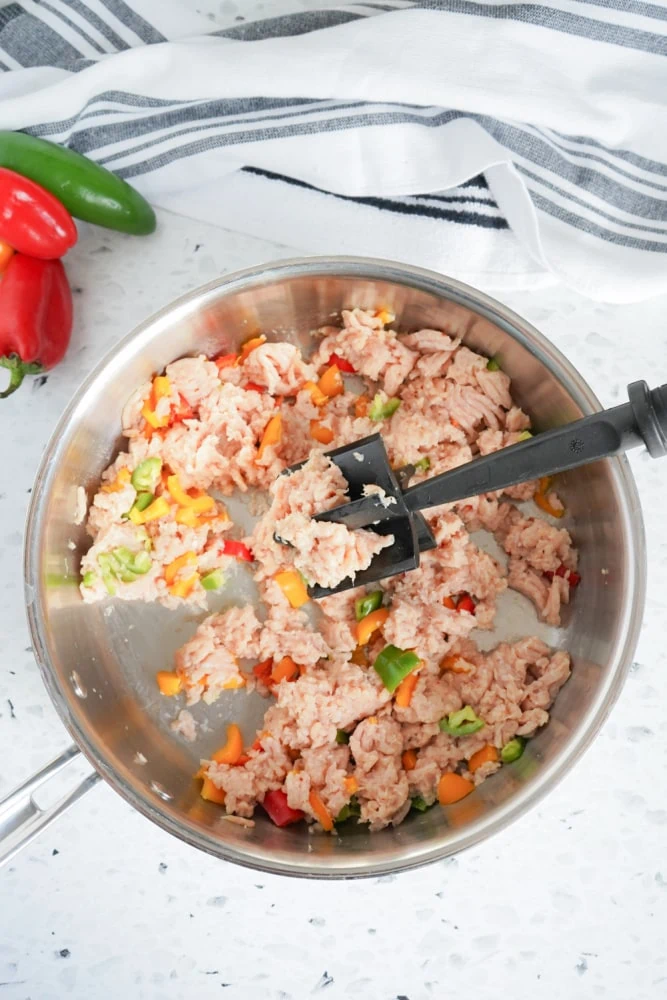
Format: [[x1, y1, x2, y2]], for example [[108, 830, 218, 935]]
[[242, 166, 509, 229]]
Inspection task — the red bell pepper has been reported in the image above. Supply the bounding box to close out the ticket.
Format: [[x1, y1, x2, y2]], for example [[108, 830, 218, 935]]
[[244, 382, 266, 393], [328, 352, 356, 373], [222, 539, 254, 562], [262, 789, 304, 827], [0, 167, 77, 259], [456, 593, 476, 614], [545, 565, 581, 588], [0, 253, 73, 398]]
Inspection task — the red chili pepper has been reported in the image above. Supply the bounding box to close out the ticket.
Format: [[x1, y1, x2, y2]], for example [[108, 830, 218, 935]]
[[0, 253, 73, 398], [328, 352, 356, 373], [222, 539, 254, 562], [0, 167, 77, 259], [262, 789, 304, 827], [245, 382, 266, 393], [456, 593, 475, 614]]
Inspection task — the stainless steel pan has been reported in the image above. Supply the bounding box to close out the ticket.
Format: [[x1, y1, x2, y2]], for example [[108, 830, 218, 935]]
[[3, 257, 645, 877]]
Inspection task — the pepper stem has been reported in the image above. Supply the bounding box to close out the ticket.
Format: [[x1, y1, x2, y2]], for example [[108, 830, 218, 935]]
[[0, 355, 43, 399]]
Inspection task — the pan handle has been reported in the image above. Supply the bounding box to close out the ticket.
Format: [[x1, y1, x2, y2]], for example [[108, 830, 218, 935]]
[[0, 745, 100, 868]]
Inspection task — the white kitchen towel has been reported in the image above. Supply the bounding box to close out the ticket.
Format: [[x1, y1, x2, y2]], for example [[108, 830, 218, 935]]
[[0, 0, 666, 302]]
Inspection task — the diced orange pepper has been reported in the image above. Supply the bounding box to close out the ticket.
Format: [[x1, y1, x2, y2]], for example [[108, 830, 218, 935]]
[[200, 776, 226, 805], [156, 670, 182, 696], [0, 240, 14, 274], [375, 307, 395, 326], [468, 744, 499, 773], [128, 495, 171, 525], [442, 596, 457, 610], [317, 364, 344, 399], [354, 394, 369, 418], [274, 569, 309, 608], [214, 353, 238, 370], [308, 790, 334, 831], [164, 550, 197, 586], [101, 467, 132, 493], [437, 772, 474, 805], [169, 573, 198, 598], [238, 334, 266, 364], [440, 654, 472, 674], [302, 380, 329, 407], [402, 749, 418, 772], [343, 776, 359, 795], [271, 656, 299, 684], [310, 420, 334, 445], [356, 607, 389, 646], [141, 402, 170, 429], [350, 646, 368, 667], [166, 474, 215, 513], [257, 414, 282, 460], [535, 476, 565, 518], [395, 671, 419, 708], [212, 723, 244, 765]]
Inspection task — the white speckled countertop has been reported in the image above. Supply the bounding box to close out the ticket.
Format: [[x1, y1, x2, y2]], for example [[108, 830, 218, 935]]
[[1, 0, 667, 985], [1, 206, 666, 1000]]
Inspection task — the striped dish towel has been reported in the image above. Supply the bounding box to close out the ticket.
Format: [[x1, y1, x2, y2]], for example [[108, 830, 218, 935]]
[[0, 1, 665, 303]]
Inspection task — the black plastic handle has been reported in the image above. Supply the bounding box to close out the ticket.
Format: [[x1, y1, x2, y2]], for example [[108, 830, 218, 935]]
[[403, 380, 667, 513]]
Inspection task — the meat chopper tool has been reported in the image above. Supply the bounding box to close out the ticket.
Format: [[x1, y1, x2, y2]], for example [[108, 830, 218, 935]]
[[303, 380, 667, 598]]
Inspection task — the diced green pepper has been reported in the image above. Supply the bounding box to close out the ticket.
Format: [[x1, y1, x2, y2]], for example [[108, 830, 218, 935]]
[[97, 553, 117, 595], [368, 394, 401, 421], [98, 547, 152, 588], [355, 590, 383, 621], [335, 797, 361, 824], [373, 644, 421, 693], [122, 491, 155, 520], [201, 569, 224, 591], [131, 550, 152, 574], [335, 729, 350, 745], [81, 571, 96, 588], [131, 457, 162, 492], [414, 456, 430, 473], [439, 705, 485, 737], [500, 736, 526, 763], [518, 430, 533, 442], [486, 357, 501, 371], [411, 796, 433, 813]]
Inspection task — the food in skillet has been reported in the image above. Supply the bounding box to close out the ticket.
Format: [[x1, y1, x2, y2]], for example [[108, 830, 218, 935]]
[[80, 309, 577, 830]]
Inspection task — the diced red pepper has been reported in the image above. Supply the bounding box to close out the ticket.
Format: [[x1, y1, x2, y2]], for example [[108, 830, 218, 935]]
[[171, 393, 195, 423], [222, 539, 254, 562], [253, 658, 274, 683], [328, 352, 356, 374], [235, 754, 251, 766], [545, 565, 580, 588], [456, 593, 475, 615], [245, 382, 266, 393], [262, 789, 305, 827]]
